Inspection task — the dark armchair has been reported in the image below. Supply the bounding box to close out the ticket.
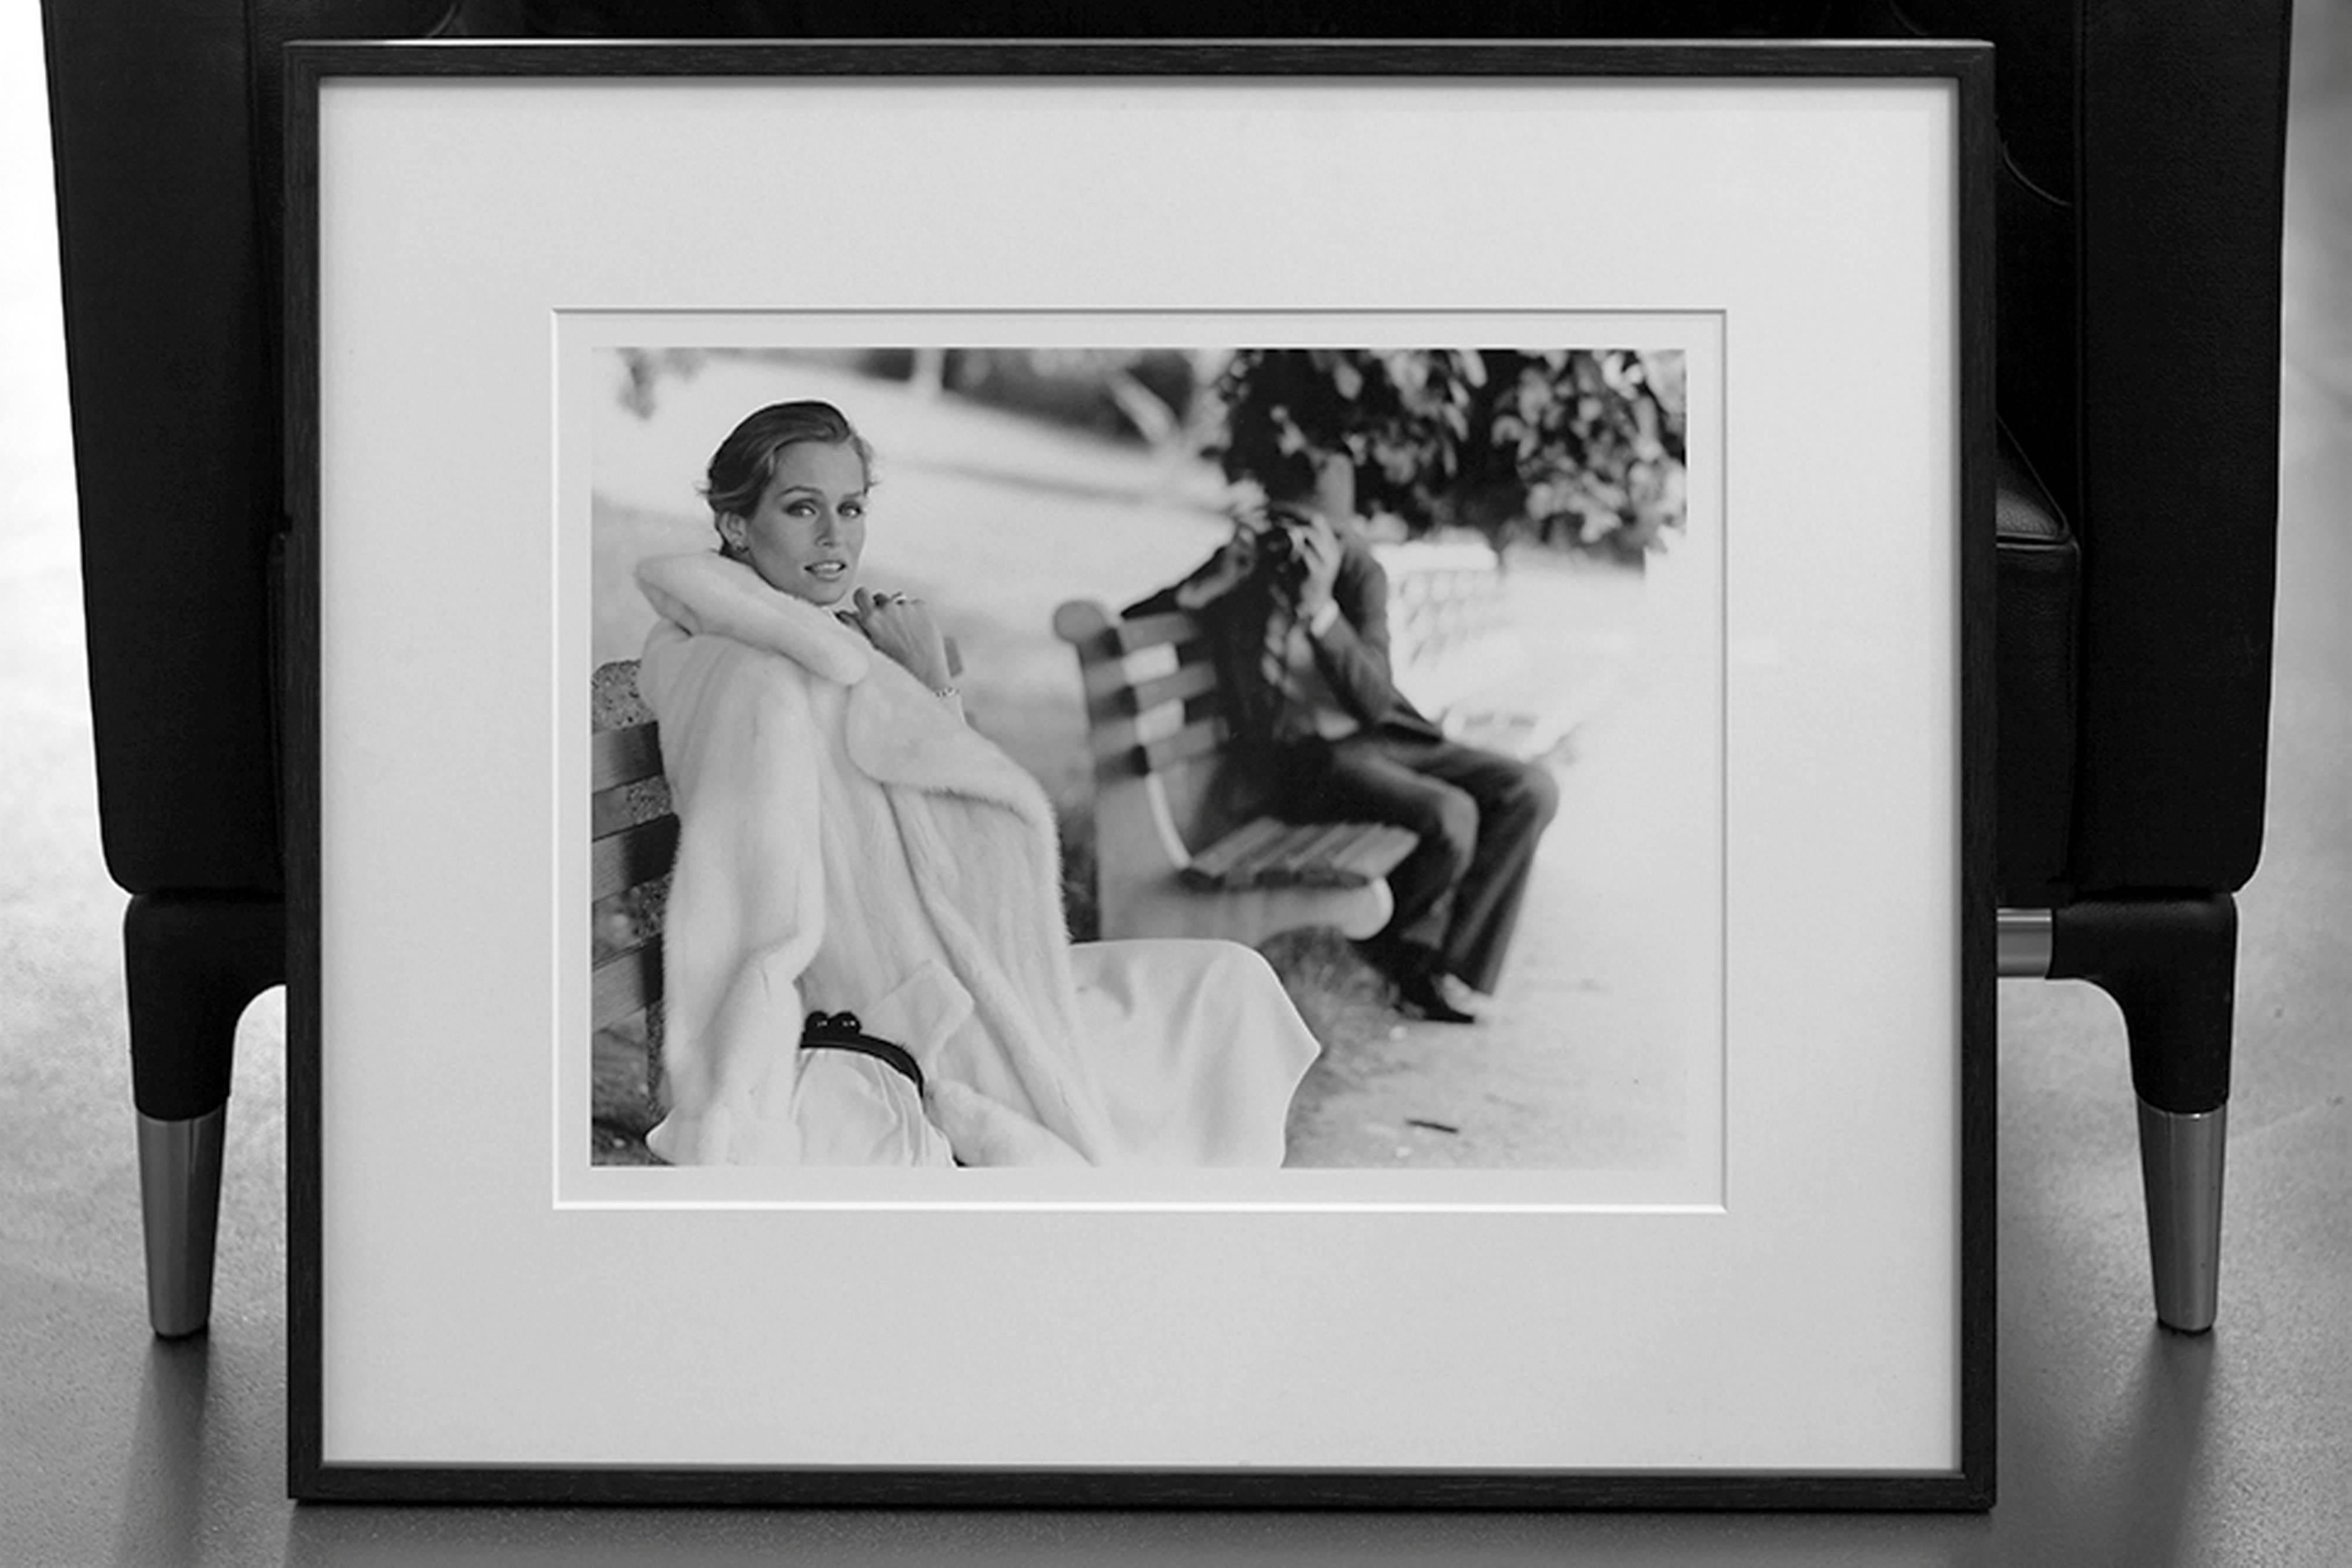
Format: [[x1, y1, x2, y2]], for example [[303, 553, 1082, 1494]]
[[41, 0, 2290, 1336], [1903, 0, 2290, 1337]]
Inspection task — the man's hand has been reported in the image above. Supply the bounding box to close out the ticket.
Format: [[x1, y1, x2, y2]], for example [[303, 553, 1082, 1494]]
[[1293, 514, 1345, 623]]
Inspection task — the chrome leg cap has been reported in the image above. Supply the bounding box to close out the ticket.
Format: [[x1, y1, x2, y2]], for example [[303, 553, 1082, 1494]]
[[2137, 1098, 2226, 1334], [137, 1108, 226, 1338]]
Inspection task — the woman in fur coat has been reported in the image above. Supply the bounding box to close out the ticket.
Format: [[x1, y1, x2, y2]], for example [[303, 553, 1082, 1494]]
[[636, 400, 1321, 1168]]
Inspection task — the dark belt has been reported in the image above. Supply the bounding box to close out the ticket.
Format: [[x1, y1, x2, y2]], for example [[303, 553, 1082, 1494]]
[[799, 1009, 924, 1094]]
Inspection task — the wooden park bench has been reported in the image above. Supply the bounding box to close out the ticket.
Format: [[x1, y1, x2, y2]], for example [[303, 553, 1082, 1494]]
[[589, 660, 671, 1161], [1051, 601, 1419, 947]]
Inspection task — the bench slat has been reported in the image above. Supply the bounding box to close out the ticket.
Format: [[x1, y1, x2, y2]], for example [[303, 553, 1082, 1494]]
[[1199, 821, 1287, 888], [1122, 662, 1222, 716], [1104, 611, 1205, 658], [1222, 821, 1329, 887], [593, 724, 663, 791], [1178, 816, 1289, 888], [1299, 818, 1368, 864], [1241, 821, 1331, 887], [592, 937, 663, 1031], [1267, 820, 1364, 887], [592, 815, 680, 902], [1095, 715, 1225, 778], [590, 780, 674, 840], [1279, 823, 1383, 884], [1272, 821, 1416, 888], [1178, 816, 1421, 891]]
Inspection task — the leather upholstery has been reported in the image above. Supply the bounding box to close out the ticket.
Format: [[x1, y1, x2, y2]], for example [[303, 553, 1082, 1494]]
[[47, 0, 2290, 917], [1995, 434, 2077, 905], [44, 0, 285, 892], [2066, 1, 2288, 895], [1886, 0, 2290, 899], [41, 0, 457, 895]]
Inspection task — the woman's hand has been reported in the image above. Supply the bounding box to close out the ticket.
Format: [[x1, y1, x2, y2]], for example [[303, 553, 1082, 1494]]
[[846, 587, 955, 692]]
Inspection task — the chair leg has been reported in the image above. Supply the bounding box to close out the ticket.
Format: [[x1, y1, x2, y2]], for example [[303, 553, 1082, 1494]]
[[2049, 894, 2237, 1333], [123, 894, 286, 1338]]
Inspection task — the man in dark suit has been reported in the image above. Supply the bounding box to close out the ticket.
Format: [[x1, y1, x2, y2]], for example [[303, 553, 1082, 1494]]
[[1128, 455, 1559, 1024]]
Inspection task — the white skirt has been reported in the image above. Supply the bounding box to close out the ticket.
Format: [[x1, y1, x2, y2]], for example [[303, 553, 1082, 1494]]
[[789, 939, 1320, 1168]]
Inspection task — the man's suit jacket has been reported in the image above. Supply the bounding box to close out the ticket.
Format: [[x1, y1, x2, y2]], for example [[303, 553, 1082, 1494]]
[[1125, 520, 1446, 764]]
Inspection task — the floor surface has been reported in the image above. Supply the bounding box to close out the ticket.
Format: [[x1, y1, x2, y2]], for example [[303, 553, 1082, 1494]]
[[4, 1, 2349, 1562]]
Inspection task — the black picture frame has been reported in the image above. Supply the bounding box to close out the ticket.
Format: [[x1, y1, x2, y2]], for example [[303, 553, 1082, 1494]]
[[285, 39, 1996, 1508]]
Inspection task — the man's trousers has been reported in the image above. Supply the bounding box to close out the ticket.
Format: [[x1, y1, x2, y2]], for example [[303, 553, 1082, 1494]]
[[1271, 729, 1560, 994]]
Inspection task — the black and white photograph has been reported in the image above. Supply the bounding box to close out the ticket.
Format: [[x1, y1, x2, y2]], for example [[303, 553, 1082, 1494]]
[[583, 337, 1719, 1179], [284, 51, 1989, 1495]]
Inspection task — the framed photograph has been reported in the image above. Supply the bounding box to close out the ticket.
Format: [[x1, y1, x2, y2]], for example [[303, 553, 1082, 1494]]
[[286, 41, 1994, 1506]]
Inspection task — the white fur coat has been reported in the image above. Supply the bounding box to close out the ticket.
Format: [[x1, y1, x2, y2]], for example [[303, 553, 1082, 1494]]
[[635, 552, 1315, 1167]]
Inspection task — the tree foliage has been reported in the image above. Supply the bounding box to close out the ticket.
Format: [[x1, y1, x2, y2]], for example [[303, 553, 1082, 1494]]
[[1211, 348, 1688, 558]]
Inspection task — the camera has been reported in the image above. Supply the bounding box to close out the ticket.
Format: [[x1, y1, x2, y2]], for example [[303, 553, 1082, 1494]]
[[1252, 518, 1314, 589]]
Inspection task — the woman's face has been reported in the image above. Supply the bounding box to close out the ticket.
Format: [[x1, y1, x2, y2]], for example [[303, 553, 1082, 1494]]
[[719, 440, 869, 606]]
